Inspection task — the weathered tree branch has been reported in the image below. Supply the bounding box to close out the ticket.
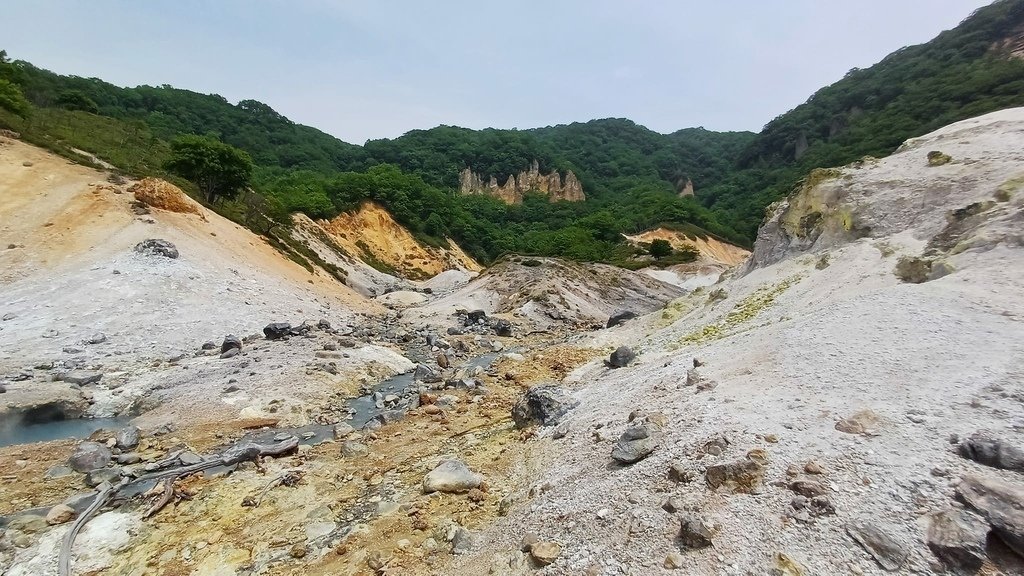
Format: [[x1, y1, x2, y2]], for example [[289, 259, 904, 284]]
[[59, 437, 298, 576]]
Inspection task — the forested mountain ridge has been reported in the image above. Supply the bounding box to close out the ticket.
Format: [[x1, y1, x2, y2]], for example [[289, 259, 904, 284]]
[[702, 0, 1024, 237], [2, 0, 1024, 266]]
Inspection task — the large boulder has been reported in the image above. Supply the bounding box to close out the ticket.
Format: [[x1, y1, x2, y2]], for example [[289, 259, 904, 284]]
[[133, 239, 179, 259], [957, 474, 1024, 557], [608, 346, 636, 368], [512, 385, 579, 428], [68, 441, 111, 473], [263, 323, 292, 340], [422, 460, 482, 493]]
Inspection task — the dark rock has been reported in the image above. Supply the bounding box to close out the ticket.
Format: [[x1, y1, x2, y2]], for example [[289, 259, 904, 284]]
[[0, 384, 5, 394], [201, 341, 217, 350], [263, 323, 292, 340], [219, 348, 240, 359], [68, 441, 112, 473], [59, 370, 103, 386], [133, 239, 179, 259], [492, 319, 513, 337], [608, 346, 636, 368], [678, 514, 714, 549], [414, 364, 442, 383], [221, 334, 242, 354], [957, 474, 1024, 557], [926, 508, 989, 573], [845, 519, 910, 571], [512, 385, 579, 428], [958, 431, 1024, 472], [465, 310, 487, 325], [317, 319, 331, 330], [446, 327, 464, 336], [366, 410, 405, 428], [611, 416, 663, 464], [115, 426, 140, 450], [606, 311, 637, 328], [705, 458, 765, 493]]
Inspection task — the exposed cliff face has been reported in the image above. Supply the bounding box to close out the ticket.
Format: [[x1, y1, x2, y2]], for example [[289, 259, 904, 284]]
[[746, 107, 1024, 273], [677, 177, 695, 197], [458, 160, 585, 204], [315, 201, 481, 281], [994, 23, 1024, 60]]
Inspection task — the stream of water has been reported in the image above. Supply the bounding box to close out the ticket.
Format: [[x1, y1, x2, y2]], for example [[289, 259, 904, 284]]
[[0, 417, 131, 448], [0, 353, 501, 450]]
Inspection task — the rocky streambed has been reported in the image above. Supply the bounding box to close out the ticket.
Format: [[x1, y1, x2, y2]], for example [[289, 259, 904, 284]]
[[0, 309, 598, 575]]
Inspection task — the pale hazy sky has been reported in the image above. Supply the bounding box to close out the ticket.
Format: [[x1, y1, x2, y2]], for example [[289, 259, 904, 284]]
[[3, 1, 994, 144]]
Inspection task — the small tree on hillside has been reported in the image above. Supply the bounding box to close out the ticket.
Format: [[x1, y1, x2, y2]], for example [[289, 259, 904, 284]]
[[0, 79, 30, 117], [649, 238, 673, 260], [164, 135, 253, 204], [55, 90, 99, 114]]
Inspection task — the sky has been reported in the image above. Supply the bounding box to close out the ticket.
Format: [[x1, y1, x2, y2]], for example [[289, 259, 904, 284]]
[[2, 0, 995, 144]]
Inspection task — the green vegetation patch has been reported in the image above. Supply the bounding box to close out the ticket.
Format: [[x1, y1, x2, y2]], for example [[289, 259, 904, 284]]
[[675, 275, 802, 347]]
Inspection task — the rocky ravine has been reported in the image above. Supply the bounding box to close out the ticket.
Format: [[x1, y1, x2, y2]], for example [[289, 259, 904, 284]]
[[1, 107, 1023, 576], [454, 108, 1024, 575]]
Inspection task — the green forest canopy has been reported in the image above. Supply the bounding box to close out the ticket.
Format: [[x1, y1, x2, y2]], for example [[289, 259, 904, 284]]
[[2, 0, 1023, 265]]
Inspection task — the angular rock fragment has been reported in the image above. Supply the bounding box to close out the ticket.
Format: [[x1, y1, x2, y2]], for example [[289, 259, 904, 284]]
[[926, 508, 989, 573], [263, 322, 292, 340], [606, 310, 637, 328], [705, 457, 765, 493], [608, 346, 636, 368], [611, 416, 663, 464], [492, 318, 513, 337], [845, 519, 909, 571], [422, 459, 482, 493], [512, 384, 579, 428], [958, 430, 1024, 472], [678, 514, 714, 549], [221, 334, 242, 354], [957, 474, 1024, 557], [68, 441, 112, 472], [530, 541, 562, 566]]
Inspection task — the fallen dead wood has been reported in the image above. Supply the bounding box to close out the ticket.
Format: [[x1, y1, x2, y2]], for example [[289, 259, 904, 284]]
[[59, 437, 299, 576]]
